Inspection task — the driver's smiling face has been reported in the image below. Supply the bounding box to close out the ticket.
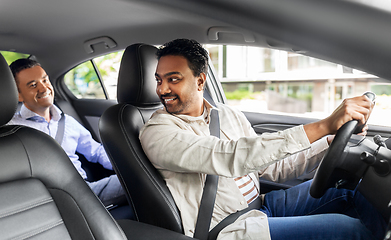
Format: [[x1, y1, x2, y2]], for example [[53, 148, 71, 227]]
[[155, 55, 204, 117]]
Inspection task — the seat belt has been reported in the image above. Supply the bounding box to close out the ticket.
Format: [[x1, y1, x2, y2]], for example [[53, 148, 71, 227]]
[[193, 93, 220, 240], [195, 91, 263, 240], [55, 112, 65, 145], [207, 197, 262, 240]]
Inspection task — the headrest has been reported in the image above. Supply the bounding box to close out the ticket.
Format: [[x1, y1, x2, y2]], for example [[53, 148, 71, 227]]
[[117, 43, 161, 106], [0, 54, 18, 126]]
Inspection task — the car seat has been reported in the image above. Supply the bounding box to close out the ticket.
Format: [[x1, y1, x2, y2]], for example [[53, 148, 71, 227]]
[[99, 43, 184, 233], [0, 53, 127, 239]]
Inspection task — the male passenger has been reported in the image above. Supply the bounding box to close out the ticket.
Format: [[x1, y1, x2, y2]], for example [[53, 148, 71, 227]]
[[8, 58, 126, 208], [139, 39, 386, 239]]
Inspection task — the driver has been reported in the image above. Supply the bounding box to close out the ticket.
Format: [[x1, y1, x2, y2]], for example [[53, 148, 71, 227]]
[[139, 38, 386, 240]]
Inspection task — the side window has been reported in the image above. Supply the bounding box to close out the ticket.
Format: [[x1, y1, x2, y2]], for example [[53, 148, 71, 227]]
[[94, 51, 123, 100], [64, 61, 104, 99], [64, 50, 124, 100], [204, 45, 391, 127]]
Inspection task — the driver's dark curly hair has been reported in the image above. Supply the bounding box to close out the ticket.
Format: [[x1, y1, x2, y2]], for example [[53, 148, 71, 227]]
[[156, 39, 209, 77]]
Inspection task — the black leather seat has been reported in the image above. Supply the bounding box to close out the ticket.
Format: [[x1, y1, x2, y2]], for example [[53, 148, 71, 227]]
[[0, 51, 195, 240], [0, 55, 128, 239], [99, 43, 184, 233]]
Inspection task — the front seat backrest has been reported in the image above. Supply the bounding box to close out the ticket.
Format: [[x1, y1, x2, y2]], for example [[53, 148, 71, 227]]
[[99, 43, 183, 233], [0, 53, 127, 240]]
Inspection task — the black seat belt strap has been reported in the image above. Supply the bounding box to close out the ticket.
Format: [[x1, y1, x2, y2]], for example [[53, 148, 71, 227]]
[[194, 174, 219, 240], [207, 197, 262, 240], [194, 103, 220, 240], [55, 112, 65, 145], [208, 109, 220, 138]]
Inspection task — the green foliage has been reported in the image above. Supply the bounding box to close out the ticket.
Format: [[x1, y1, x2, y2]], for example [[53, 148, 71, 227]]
[[288, 92, 313, 112], [94, 50, 124, 80], [371, 85, 391, 96], [79, 63, 99, 84], [288, 92, 313, 101], [63, 50, 124, 99], [224, 89, 257, 100], [1, 51, 29, 65]]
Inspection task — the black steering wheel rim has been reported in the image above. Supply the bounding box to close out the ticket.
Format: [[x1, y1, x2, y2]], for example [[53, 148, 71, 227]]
[[309, 92, 375, 199], [309, 120, 358, 198]]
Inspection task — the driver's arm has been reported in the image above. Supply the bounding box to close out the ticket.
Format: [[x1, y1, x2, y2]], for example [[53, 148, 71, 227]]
[[259, 137, 329, 182]]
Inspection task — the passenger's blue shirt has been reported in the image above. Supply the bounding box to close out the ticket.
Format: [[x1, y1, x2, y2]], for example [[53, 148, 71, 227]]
[[8, 104, 112, 179]]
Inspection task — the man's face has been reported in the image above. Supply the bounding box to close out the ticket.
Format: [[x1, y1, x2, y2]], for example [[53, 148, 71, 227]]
[[155, 55, 205, 117], [16, 65, 54, 115]]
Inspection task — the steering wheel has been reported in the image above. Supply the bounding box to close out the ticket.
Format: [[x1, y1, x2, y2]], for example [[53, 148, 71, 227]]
[[310, 92, 376, 198]]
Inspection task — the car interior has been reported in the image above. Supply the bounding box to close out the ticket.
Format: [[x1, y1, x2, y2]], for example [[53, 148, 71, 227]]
[[0, 53, 128, 240], [0, 49, 197, 239], [2, 0, 391, 239]]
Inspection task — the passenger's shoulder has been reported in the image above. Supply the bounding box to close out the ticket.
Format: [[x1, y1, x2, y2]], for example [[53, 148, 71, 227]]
[[64, 114, 85, 128], [7, 112, 23, 125], [64, 113, 78, 123]]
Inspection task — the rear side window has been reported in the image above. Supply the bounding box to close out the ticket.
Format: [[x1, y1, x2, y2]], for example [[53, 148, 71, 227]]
[[64, 61, 104, 99], [64, 50, 124, 100]]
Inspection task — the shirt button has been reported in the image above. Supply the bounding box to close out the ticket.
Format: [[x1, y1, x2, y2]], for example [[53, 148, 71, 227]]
[[240, 201, 245, 205]]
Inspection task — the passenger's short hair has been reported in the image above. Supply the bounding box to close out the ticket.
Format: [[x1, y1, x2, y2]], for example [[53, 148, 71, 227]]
[[9, 58, 41, 84], [156, 39, 209, 77]]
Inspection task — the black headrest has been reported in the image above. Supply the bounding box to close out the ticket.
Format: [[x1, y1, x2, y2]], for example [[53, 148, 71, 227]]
[[0, 54, 18, 126], [117, 43, 161, 106]]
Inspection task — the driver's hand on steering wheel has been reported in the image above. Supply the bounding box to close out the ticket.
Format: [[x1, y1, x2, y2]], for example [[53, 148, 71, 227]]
[[304, 95, 374, 144], [326, 95, 374, 133], [357, 124, 369, 136], [326, 124, 368, 145]]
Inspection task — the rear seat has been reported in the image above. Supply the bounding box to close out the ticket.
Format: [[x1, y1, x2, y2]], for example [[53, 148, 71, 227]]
[[55, 99, 84, 124], [17, 100, 134, 220], [18, 100, 111, 181]]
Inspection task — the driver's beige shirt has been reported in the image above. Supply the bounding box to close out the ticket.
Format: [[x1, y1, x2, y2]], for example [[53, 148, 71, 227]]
[[139, 100, 329, 239]]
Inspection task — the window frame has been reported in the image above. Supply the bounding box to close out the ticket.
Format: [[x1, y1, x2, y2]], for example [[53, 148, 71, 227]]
[[90, 59, 110, 99]]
